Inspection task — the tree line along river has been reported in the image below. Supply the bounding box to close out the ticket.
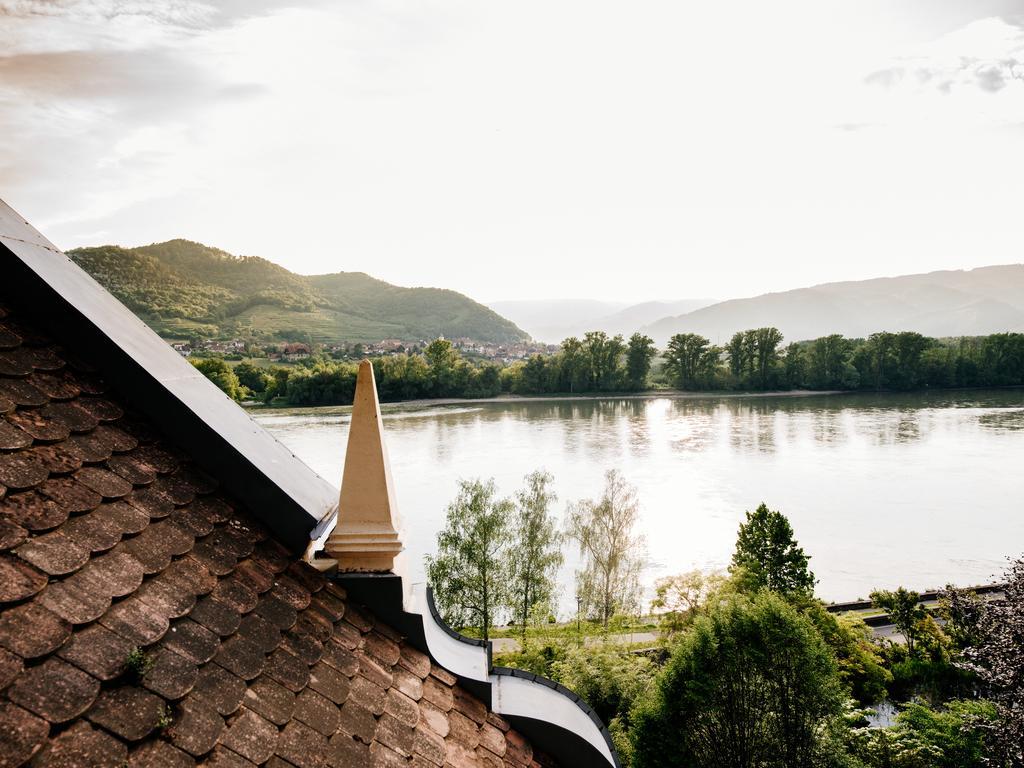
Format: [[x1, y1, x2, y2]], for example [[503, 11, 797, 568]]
[[251, 389, 1024, 610]]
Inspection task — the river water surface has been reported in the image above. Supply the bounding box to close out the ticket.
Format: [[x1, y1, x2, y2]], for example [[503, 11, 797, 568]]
[[251, 390, 1024, 608]]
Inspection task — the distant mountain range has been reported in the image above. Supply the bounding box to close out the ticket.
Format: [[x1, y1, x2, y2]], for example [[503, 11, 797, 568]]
[[69, 240, 528, 344], [640, 265, 1024, 345], [488, 298, 717, 342]]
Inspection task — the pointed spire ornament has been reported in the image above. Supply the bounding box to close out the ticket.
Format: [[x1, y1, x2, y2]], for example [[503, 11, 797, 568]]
[[323, 360, 403, 572]]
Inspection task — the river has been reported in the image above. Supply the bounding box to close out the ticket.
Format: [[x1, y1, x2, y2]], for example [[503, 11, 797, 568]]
[[251, 389, 1024, 609]]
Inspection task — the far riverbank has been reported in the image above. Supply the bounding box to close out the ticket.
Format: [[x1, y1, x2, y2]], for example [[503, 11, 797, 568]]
[[244, 387, 848, 411]]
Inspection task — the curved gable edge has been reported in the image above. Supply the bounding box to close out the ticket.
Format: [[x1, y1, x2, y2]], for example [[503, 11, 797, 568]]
[[337, 573, 621, 768]]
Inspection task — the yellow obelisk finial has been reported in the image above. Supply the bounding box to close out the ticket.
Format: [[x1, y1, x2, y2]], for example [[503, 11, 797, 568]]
[[323, 360, 403, 572]]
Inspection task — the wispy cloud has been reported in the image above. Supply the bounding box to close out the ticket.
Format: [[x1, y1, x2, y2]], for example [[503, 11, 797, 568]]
[[865, 17, 1024, 96]]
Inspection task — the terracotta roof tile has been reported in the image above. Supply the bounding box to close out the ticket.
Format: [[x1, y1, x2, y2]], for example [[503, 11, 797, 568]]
[[30, 442, 83, 475], [62, 507, 125, 552], [151, 474, 196, 506], [37, 570, 113, 624], [337, 700, 377, 743], [349, 675, 386, 716], [211, 575, 259, 615], [15, 529, 90, 575], [453, 686, 488, 725], [38, 476, 102, 514], [29, 372, 79, 402], [422, 677, 453, 712], [86, 685, 167, 741], [163, 555, 217, 597], [189, 663, 246, 717], [190, 496, 234, 526], [282, 627, 323, 666], [0, 701, 48, 767], [0, 517, 27, 550], [269, 576, 311, 611], [191, 536, 239, 576], [0, 646, 23, 691], [277, 720, 328, 768], [213, 634, 266, 680], [321, 640, 359, 678], [237, 613, 281, 654], [31, 719, 127, 767], [134, 444, 180, 474], [142, 647, 198, 700], [413, 725, 447, 766], [56, 623, 132, 680], [76, 396, 123, 423], [167, 699, 224, 757], [0, 490, 66, 531], [341, 605, 372, 633], [221, 707, 279, 764], [0, 553, 47, 602], [294, 688, 340, 736], [75, 465, 132, 498], [77, 549, 146, 598], [264, 649, 309, 692], [129, 739, 196, 768], [0, 449, 49, 488], [190, 596, 242, 637], [255, 595, 298, 632], [327, 732, 369, 768], [244, 676, 295, 726], [7, 657, 100, 722], [107, 453, 157, 486], [308, 661, 350, 706], [479, 723, 507, 757], [0, 349, 35, 376], [233, 559, 274, 595], [0, 600, 71, 658], [99, 594, 172, 646], [6, 407, 69, 442], [125, 487, 175, 519], [0, 420, 32, 451], [369, 740, 408, 767], [0, 378, 47, 408], [135, 571, 199, 619], [417, 701, 449, 739], [43, 401, 99, 434], [162, 618, 221, 665]]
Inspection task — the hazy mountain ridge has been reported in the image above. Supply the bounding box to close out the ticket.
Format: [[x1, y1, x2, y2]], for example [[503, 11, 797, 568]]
[[69, 240, 529, 344], [489, 298, 717, 341], [641, 265, 1024, 344]]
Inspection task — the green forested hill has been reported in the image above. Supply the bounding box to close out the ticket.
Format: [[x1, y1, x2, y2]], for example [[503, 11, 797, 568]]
[[68, 240, 528, 343]]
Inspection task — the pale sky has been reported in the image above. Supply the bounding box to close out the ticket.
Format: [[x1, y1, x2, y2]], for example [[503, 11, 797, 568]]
[[2, 1, 1023, 303]]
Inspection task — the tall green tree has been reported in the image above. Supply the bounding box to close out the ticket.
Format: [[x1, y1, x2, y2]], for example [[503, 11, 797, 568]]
[[426, 478, 512, 641], [631, 591, 845, 768], [625, 333, 657, 390], [730, 502, 816, 596], [508, 471, 563, 641], [870, 588, 926, 656], [191, 358, 243, 400], [568, 470, 646, 628], [752, 327, 784, 389], [664, 333, 719, 390]]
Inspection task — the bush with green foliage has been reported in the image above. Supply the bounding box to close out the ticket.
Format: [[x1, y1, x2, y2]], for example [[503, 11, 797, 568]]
[[191, 358, 242, 400], [631, 591, 845, 768]]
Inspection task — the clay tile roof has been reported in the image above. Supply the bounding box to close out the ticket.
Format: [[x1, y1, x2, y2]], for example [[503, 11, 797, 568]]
[[0, 298, 559, 767]]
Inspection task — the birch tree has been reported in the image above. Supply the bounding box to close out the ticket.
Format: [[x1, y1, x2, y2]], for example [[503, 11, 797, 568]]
[[568, 470, 645, 629]]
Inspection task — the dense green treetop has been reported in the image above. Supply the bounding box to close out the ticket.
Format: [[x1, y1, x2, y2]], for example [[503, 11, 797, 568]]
[[730, 502, 816, 596]]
